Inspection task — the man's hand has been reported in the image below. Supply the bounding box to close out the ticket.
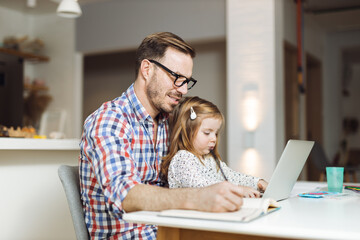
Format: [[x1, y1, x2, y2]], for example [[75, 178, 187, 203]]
[[257, 179, 268, 192], [194, 181, 244, 212]]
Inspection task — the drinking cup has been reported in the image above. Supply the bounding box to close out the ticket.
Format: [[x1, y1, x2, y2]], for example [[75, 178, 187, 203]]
[[326, 167, 344, 193]]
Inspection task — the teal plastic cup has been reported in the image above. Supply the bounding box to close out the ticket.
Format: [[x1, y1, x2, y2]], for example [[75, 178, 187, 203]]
[[326, 167, 344, 193]]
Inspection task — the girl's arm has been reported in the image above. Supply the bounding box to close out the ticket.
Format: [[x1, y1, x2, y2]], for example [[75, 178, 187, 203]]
[[168, 150, 220, 188], [167, 151, 261, 198], [220, 161, 260, 190]]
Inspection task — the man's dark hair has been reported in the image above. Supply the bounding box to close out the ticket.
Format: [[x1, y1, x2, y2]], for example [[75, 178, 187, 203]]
[[135, 32, 196, 77]]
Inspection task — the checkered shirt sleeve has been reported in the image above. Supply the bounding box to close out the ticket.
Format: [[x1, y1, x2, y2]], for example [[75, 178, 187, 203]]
[[79, 84, 169, 239]]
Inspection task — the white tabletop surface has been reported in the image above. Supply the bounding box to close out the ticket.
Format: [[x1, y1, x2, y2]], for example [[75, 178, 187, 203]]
[[0, 138, 80, 150], [123, 181, 360, 240]]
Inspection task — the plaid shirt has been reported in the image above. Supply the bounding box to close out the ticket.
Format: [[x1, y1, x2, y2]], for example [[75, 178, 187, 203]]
[[79, 84, 169, 239]]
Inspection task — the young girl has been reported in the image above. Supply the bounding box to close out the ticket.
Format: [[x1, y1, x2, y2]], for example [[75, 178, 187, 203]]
[[161, 96, 267, 197]]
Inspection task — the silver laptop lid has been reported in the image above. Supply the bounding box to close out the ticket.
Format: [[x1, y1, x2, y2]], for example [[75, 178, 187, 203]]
[[262, 139, 314, 201]]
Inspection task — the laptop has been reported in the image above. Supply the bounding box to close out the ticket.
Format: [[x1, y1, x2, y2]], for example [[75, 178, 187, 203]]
[[261, 139, 314, 201]]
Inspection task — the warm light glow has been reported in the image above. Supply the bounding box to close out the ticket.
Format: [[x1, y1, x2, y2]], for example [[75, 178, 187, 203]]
[[238, 148, 261, 176], [242, 91, 260, 131]]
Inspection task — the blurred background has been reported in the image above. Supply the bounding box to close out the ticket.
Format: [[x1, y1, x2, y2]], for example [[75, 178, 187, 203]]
[[0, 1, 360, 238]]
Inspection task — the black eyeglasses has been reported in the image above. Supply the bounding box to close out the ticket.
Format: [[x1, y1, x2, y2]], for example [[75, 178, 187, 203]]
[[149, 59, 197, 90]]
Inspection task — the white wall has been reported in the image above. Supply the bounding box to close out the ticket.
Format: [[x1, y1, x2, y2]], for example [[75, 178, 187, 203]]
[[30, 15, 78, 138], [227, 0, 284, 180], [76, 0, 226, 54], [0, 7, 30, 41]]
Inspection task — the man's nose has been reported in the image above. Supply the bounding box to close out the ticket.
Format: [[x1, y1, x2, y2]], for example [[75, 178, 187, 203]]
[[177, 83, 188, 95]]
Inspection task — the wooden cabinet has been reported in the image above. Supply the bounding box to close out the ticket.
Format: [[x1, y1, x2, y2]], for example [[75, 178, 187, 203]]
[[0, 48, 49, 128], [0, 52, 24, 127]]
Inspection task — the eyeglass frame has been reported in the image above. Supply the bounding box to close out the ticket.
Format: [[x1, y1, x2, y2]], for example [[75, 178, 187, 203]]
[[148, 59, 197, 90]]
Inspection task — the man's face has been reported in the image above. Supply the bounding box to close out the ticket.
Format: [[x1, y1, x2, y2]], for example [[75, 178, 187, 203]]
[[146, 48, 193, 114]]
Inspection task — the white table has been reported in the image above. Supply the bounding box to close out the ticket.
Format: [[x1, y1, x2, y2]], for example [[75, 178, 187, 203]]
[[124, 181, 360, 240]]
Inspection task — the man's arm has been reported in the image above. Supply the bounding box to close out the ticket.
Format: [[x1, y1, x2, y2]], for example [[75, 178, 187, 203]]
[[122, 181, 245, 213]]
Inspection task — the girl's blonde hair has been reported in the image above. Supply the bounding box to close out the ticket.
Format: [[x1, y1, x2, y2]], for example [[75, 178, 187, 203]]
[[161, 96, 224, 181]]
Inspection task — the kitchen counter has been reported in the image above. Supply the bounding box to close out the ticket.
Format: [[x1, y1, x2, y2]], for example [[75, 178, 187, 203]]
[[0, 137, 81, 239], [0, 137, 79, 150]]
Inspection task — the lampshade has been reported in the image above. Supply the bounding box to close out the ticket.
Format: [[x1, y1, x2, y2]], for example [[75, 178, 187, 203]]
[[27, 0, 36, 8], [57, 0, 82, 18]]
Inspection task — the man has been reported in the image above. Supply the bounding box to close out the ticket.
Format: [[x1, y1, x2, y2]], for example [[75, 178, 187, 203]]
[[80, 32, 246, 239]]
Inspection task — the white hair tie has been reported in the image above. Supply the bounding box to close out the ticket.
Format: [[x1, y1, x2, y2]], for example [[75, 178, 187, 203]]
[[190, 107, 197, 120]]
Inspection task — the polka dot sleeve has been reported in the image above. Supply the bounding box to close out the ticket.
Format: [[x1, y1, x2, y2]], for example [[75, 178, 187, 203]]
[[167, 150, 259, 190], [220, 161, 260, 189], [168, 150, 221, 188]]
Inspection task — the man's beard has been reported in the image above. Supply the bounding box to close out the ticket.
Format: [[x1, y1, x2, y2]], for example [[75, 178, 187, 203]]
[[147, 74, 181, 114]]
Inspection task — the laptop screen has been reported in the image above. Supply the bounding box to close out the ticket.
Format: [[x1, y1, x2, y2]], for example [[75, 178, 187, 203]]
[[261, 140, 314, 201]]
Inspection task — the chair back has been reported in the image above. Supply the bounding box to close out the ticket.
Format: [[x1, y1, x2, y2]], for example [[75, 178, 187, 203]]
[[58, 165, 89, 240]]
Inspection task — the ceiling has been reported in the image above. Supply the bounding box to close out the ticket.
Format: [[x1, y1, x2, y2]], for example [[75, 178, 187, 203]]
[[304, 0, 360, 13], [1, 0, 360, 32], [303, 0, 360, 32]]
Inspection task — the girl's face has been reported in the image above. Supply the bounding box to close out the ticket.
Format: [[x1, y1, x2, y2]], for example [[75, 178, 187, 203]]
[[193, 117, 222, 157]]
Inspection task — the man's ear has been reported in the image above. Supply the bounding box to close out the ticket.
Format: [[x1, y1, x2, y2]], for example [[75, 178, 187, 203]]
[[139, 59, 152, 80]]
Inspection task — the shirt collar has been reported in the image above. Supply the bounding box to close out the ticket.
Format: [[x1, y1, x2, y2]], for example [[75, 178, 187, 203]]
[[125, 84, 169, 124]]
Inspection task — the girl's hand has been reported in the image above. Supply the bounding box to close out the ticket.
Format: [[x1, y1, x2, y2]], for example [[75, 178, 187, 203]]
[[257, 179, 268, 192], [240, 186, 260, 198]]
